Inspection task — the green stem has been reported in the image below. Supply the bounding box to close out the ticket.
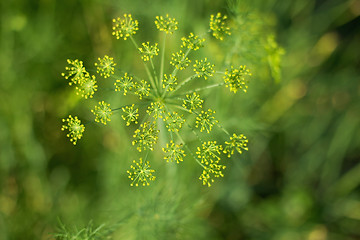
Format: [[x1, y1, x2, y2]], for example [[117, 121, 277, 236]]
[[112, 101, 151, 112], [116, 69, 142, 84], [129, 35, 140, 48], [185, 120, 203, 143], [170, 48, 192, 78], [174, 131, 205, 169], [150, 58, 160, 92], [118, 71, 156, 99], [170, 74, 198, 95], [140, 109, 150, 125], [225, 37, 241, 67], [158, 105, 177, 183], [167, 102, 191, 114], [181, 82, 225, 95], [216, 122, 230, 136], [168, 103, 204, 143], [130, 150, 150, 186], [130, 36, 159, 97], [166, 104, 205, 169], [144, 66, 159, 96], [162, 48, 192, 98], [159, 33, 166, 90]]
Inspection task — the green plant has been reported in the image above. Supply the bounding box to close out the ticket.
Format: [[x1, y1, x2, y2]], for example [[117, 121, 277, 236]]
[[61, 13, 250, 187], [54, 220, 113, 240]]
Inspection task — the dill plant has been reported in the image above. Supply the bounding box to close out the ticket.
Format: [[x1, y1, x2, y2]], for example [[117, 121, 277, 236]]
[[61, 13, 250, 187], [54, 220, 115, 240]]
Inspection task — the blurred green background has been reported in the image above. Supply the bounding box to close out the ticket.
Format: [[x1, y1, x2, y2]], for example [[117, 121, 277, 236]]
[[0, 0, 359, 239]]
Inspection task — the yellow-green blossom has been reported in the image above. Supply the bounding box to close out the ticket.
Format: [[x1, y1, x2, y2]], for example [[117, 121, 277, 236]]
[[91, 101, 112, 125], [61, 13, 252, 188], [196, 141, 225, 187], [122, 104, 139, 126], [154, 14, 178, 34], [195, 109, 218, 133], [134, 80, 150, 99], [223, 133, 248, 157], [170, 50, 191, 70], [127, 158, 156, 186], [182, 92, 203, 112], [162, 141, 185, 163], [193, 58, 215, 80], [224, 65, 252, 93], [94, 55, 116, 78], [61, 59, 88, 85], [162, 74, 177, 92], [138, 42, 159, 62], [181, 33, 205, 51], [75, 74, 98, 99], [132, 122, 159, 152], [199, 164, 226, 187], [196, 141, 223, 163], [112, 14, 139, 40], [165, 112, 185, 132], [146, 102, 165, 119], [209, 12, 231, 41], [61, 115, 85, 145], [114, 72, 134, 95]]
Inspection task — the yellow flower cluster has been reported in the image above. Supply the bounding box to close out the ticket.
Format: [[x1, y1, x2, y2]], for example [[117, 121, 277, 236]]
[[122, 104, 139, 126], [193, 58, 215, 80], [127, 158, 156, 186], [165, 112, 185, 132], [138, 42, 159, 62], [61, 12, 254, 187], [91, 101, 112, 125], [162, 74, 177, 92], [94, 55, 116, 78], [170, 50, 191, 70], [134, 80, 150, 99], [75, 74, 98, 99], [61, 115, 85, 145], [155, 14, 178, 34], [181, 33, 205, 51], [209, 13, 231, 41], [196, 141, 226, 187], [224, 65, 252, 93], [62, 59, 98, 99], [132, 122, 159, 152], [162, 141, 186, 163], [195, 109, 218, 133], [61, 59, 87, 85], [114, 72, 134, 95], [182, 92, 204, 112], [112, 14, 139, 40], [223, 134, 248, 157], [146, 102, 165, 119]]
